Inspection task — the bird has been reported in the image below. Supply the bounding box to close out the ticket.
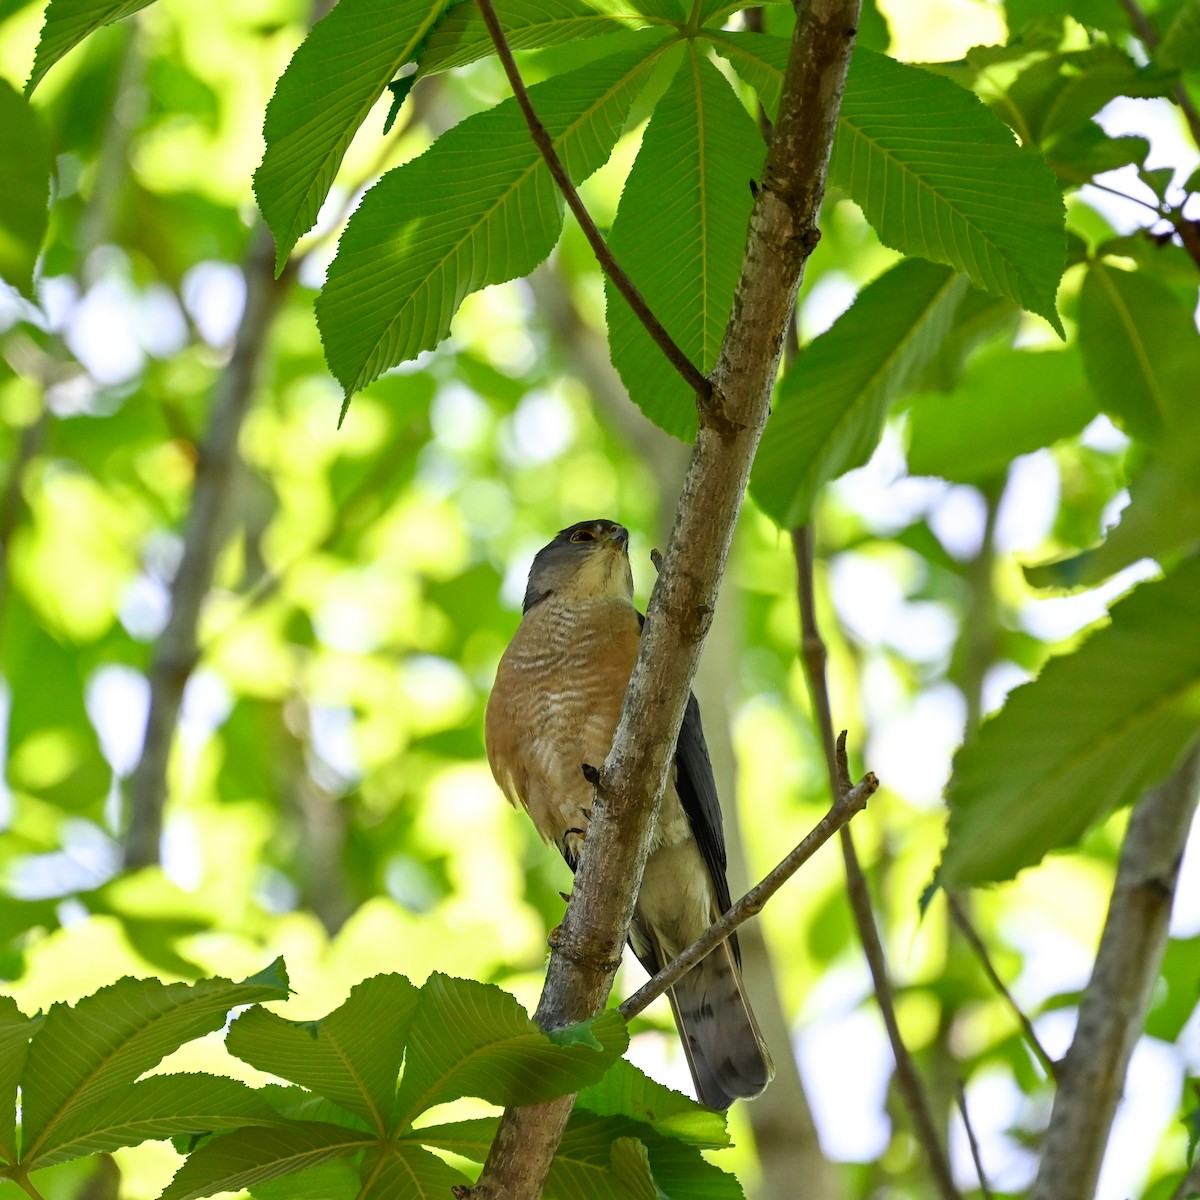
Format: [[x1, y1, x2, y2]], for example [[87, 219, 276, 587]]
[[485, 518, 773, 1109]]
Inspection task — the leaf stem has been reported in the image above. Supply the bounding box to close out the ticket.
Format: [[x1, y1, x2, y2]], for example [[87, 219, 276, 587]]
[[473, 0, 714, 406], [792, 524, 963, 1200]]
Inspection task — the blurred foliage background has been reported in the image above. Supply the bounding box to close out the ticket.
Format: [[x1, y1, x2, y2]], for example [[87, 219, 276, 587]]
[[0, 0, 1199, 1197]]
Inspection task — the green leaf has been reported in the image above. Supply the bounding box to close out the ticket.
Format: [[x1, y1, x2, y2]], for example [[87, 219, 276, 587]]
[[750, 259, 968, 528], [905, 343, 1098, 483], [31, 1075, 285, 1170], [226, 974, 419, 1134], [1146, 936, 1200, 1041], [356, 1143, 472, 1199], [391, 975, 627, 1128], [418, 0, 651, 77], [246, 1157, 360, 1200], [0, 998, 32, 1165], [0, 82, 51, 298], [1158, 0, 1200, 69], [604, 44, 763, 441], [575, 1058, 728, 1149], [609, 1138, 665, 1200], [940, 554, 1200, 886], [317, 37, 667, 408], [18, 961, 289, 1165], [713, 36, 1066, 330], [25, 0, 156, 94], [1045, 122, 1149, 183], [254, 0, 453, 272], [159, 1122, 374, 1200], [1077, 259, 1200, 440]]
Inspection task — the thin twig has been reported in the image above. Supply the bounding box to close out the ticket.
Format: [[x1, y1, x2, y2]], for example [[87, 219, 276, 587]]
[[1116, 0, 1200, 148], [946, 893, 1059, 1080], [792, 524, 962, 1200], [955, 1079, 995, 1200], [473, 0, 713, 405], [621, 770, 875, 1018]]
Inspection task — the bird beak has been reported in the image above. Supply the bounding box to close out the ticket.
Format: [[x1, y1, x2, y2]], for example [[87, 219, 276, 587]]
[[610, 525, 630, 550]]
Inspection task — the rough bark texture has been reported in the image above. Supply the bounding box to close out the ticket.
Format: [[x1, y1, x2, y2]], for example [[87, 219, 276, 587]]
[[124, 225, 291, 867], [1032, 745, 1200, 1200], [464, 2, 862, 1195]]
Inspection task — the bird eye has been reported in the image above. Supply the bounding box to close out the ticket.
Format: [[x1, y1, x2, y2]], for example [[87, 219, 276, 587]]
[[569, 529, 595, 543]]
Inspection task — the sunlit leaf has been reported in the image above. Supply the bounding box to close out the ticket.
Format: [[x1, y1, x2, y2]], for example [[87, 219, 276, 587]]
[[418, 0, 651, 77], [254, 0, 453, 272], [712, 35, 1066, 330], [356, 1143, 472, 1199], [31, 1074, 285, 1170], [317, 38, 668, 409], [1077, 258, 1200, 440], [941, 554, 1200, 886], [158, 1122, 373, 1200], [19, 961, 289, 1164], [226, 974, 419, 1133], [905, 343, 1098, 483], [751, 259, 968, 528], [391, 974, 627, 1128], [25, 0, 155, 93], [604, 44, 763, 440], [0, 998, 32, 1165]]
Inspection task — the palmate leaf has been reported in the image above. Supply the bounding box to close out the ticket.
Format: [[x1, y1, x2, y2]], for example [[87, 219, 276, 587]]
[[712, 35, 1066, 330], [356, 1143, 472, 1199], [905, 342, 1098, 484], [750, 259, 968, 528], [575, 1058, 728, 1148], [30, 1074, 285, 1170], [317, 36, 669, 410], [604, 44, 763, 440], [254, 0, 453, 273], [25, 0, 156, 94], [0, 997, 32, 1165], [226, 974, 419, 1134], [940, 553, 1200, 887], [158, 1122, 374, 1200], [17, 960, 289, 1166], [391, 974, 627, 1129], [1077, 258, 1200, 441], [0, 82, 51, 299], [417, 0, 653, 77]]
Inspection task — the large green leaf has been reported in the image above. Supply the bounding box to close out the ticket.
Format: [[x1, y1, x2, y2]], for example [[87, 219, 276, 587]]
[[0, 82, 51, 298], [1157, 0, 1200, 69], [18, 960, 289, 1164], [575, 1059, 727, 1149], [255, 0, 453, 272], [30, 1075, 285, 1170], [712, 35, 1066, 330], [317, 37, 668, 408], [25, 0, 156, 94], [604, 44, 763, 440], [750, 259, 968, 528], [905, 343, 1098, 483], [226, 974, 419, 1134], [0, 998, 32, 1165], [356, 1143, 472, 1199], [391, 974, 627, 1128], [1077, 258, 1200, 441], [158, 1122, 374, 1200], [418, 0, 652, 77], [940, 554, 1200, 886]]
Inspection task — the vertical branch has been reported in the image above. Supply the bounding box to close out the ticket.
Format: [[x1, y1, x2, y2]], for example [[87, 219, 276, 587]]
[[123, 226, 292, 867], [1031, 745, 1200, 1200], [792, 525, 962, 1200], [463, 2, 862, 1196]]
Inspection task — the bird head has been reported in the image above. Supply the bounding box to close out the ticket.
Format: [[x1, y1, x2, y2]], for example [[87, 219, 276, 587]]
[[523, 519, 633, 612]]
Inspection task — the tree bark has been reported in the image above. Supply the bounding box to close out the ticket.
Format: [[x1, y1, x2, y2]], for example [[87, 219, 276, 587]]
[[1032, 745, 1200, 1200], [463, 2, 863, 1195]]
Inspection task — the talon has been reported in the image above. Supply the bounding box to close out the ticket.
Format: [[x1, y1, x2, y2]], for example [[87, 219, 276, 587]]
[[581, 763, 600, 785], [548, 924, 563, 948], [579, 806, 591, 821], [564, 826, 586, 839]]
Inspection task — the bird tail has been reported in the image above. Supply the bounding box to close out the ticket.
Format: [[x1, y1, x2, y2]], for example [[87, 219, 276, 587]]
[[666, 939, 774, 1110]]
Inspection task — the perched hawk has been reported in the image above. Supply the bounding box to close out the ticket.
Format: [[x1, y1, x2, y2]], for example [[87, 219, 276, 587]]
[[485, 518, 772, 1109]]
